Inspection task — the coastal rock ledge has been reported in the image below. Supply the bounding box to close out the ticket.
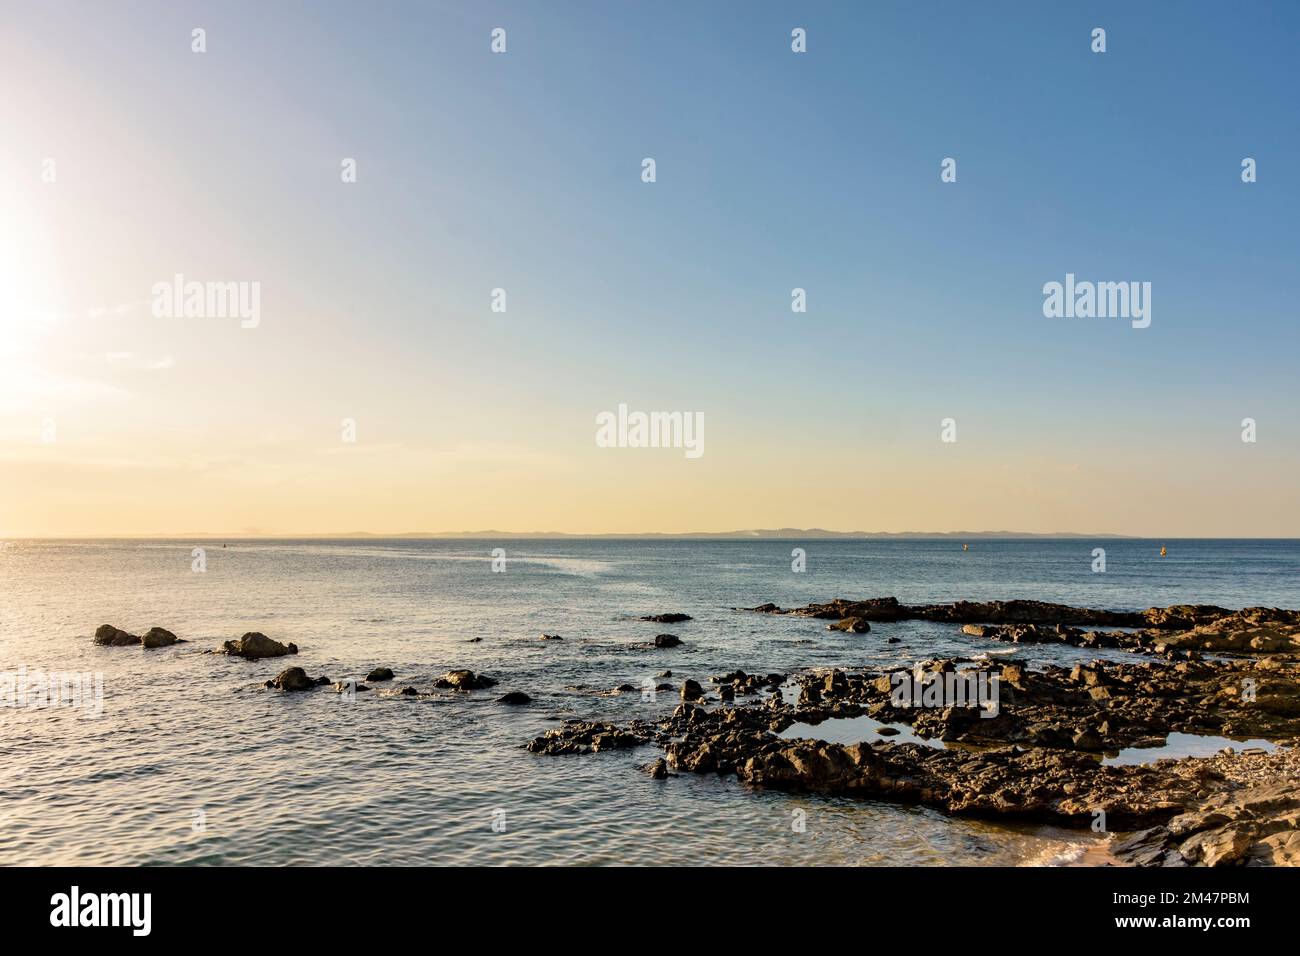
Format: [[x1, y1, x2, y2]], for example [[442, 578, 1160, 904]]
[[525, 649, 1300, 865], [746, 598, 1300, 655]]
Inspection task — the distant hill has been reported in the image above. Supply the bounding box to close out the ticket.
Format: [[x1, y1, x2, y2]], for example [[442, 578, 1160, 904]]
[[154, 528, 1133, 540]]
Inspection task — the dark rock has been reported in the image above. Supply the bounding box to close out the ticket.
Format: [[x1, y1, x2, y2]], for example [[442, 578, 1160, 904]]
[[399, 686, 419, 696], [654, 634, 683, 648], [331, 681, 370, 693], [497, 691, 532, 705], [526, 721, 647, 755], [219, 632, 298, 659], [433, 669, 498, 691], [366, 667, 394, 682], [1071, 728, 1104, 750], [93, 625, 140, 647], [140, 627, 180, 649], [828, 617, 870, 633], [680, 679, 704, 701], [265, 667, 318, 692], [540, 634, 563, 641], [641, 613, 692, 624]]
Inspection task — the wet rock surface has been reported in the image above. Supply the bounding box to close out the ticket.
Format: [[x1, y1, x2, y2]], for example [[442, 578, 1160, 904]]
[[828, 617, 871, 633], [745, 596, 1140, 627], [218, 632, 299, 659], [640, 613, 692, 624], [93, 625, 140, 646], [366, 667, 394, 682], [331, 680, 370, 693], [747, 597, 1300, 656], [526, 720, 648, 755], [94, 624, 186, 648], [265, 667, 330, 691], [837, 656, 1300, 749], [140, 626, 182, 648], [433, 669, 498, 691]]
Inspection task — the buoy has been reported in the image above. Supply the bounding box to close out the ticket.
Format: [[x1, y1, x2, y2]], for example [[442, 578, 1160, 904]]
[[1159, 545, 1167, 557]]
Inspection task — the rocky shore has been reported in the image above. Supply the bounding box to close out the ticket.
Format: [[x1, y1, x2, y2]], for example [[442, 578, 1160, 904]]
[[744, 598, 1300, 656], [528, 597, 1300, 866]]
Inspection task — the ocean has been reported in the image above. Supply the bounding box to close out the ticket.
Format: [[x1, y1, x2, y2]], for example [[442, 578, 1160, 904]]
[[2, 537, 1297, 866]]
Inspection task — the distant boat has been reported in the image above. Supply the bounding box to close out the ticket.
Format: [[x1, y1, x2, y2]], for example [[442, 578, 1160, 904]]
[[1159, 545, 1167, 557]]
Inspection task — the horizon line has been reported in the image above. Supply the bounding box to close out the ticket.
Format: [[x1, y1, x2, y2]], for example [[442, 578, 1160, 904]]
[[4, 529, 1296, 541]]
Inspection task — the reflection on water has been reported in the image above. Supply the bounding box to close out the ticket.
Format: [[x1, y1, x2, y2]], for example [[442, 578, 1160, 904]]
[[2, 537, 1296, 866], [1102, 732, 1277, 766], [778, 715, 940, 749]]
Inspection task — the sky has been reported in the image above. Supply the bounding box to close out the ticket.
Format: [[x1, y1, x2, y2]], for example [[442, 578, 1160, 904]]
[[1, 0, 1297, 537]]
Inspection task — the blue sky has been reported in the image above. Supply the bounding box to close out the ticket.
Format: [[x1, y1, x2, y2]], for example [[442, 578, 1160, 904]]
[[2, 1, 1297, 535]]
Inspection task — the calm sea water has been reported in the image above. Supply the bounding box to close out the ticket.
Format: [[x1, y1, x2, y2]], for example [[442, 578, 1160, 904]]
[[2, 538, 1297, 866]]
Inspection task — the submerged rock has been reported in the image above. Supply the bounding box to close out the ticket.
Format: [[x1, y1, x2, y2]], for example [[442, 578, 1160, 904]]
[[641, 613, 692, 624], [828, 617, 870, 634], [654, 634, 683, 648], [331, 681, 370, 693], [265, 667, 323, 692], [526, 720, 647, 755], [540, 634, 563, 641], [93, 625, 140, 647], [366, 667, 394, 682], [140, 627, 181, 649], [497, 691, 532, 705], [434, 669, 498, 691], [219, 632, 299, 659]]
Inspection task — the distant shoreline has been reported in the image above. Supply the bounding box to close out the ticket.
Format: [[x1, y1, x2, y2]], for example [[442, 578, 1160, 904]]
[[7, 533, 1300, 542]]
